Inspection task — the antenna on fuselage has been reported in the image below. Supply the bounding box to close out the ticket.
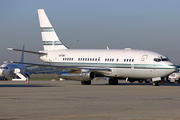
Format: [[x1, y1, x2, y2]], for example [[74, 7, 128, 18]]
[[106, 46, 109, 50]]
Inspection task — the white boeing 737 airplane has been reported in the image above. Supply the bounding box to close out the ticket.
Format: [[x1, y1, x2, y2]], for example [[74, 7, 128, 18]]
[[7, 9, 176, 86], [0, 45, 31, 81]]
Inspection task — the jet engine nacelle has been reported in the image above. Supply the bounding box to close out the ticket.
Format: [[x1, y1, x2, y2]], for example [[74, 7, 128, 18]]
[[58, 71, 95, 81]]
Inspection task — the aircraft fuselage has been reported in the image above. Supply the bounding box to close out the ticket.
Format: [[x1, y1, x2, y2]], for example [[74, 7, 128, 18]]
[[39, 49, 176, 79]]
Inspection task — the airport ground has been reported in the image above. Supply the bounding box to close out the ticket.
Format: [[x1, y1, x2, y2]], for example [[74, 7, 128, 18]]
[[1, 76, 180, 120]]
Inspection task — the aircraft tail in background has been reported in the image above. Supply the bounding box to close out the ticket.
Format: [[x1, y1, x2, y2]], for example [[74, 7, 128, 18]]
[[20, 45, 24, 62]]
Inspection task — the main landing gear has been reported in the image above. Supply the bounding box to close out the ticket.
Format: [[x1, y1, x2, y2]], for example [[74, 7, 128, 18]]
[[1, 76, 7, 81], [81, 80, 91, 85], [109, 78, 119, 85], [153, 81, 159, 86]]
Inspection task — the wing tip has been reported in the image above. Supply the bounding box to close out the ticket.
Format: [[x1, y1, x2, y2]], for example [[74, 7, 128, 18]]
[[7, 48, 13, 50], [4, 61, 13, 63]]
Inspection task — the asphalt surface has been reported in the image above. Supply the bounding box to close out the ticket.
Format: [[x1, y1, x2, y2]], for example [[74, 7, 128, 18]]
[[0, 80, 180, 120]]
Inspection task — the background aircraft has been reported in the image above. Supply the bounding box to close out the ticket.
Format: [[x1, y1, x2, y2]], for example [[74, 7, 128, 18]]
[[0, 45, 31, 81]]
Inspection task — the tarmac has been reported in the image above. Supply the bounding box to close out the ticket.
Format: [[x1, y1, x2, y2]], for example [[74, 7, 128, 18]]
[[1, 80, 180, 120]]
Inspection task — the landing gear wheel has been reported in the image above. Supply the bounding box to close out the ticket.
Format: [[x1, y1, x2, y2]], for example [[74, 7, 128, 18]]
[[81, 81, 91, 85], [129, 80, 134, 83], [138, 80, 143, 83], [145, 80, 150, 83], [109, 78, 118, 85], [153, 82, 159, 86], [2, 77, 7, 81]]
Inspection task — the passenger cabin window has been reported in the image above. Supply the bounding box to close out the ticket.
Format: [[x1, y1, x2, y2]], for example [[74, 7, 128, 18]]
[[78, 58, 100, 62], [124, 59, 134, 62], [63, 58, 73, 61], [105, 58, 115, 62]]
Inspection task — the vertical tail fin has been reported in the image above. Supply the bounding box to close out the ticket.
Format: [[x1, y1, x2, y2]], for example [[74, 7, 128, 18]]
[[20, 45, 24, 62], [37, 9, 68, 51]]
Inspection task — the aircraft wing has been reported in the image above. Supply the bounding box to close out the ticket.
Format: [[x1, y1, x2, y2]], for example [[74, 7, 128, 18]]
[[5, 61, 112, 75]]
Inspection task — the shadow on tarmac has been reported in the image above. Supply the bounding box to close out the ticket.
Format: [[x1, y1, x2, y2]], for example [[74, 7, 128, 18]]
[[1, 81, 180, 87], [101, 83, 180, 86], [0, 84, 59, 87]]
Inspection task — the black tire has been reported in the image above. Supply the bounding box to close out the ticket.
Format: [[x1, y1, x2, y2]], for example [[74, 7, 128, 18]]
[[109, 78, 118, 85], [145, 80, 150, 83], [138, 80, 143, 83], [129, 80, 134, 83], [109, 79, 114, 85], [2, 77, 7, 81], [114, 79, 118, 85], [177, 80, 180, 83], [81, 81, 91, 85], [153, 82, 159, 86]]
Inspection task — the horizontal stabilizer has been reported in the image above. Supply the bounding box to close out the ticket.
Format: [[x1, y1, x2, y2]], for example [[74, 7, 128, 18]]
[[7, 48, 47, 55]]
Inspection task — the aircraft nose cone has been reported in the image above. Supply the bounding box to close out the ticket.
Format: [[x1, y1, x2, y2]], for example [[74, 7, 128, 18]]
[[0, 69, 3, 76], [170, 64, 177, 73]]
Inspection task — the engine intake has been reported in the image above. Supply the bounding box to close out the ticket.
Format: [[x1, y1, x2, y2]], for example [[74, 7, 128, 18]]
[[58, 71, 95, 81]]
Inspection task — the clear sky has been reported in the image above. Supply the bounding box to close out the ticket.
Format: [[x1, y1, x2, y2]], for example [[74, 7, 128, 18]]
[[1, 0, 180, 64]]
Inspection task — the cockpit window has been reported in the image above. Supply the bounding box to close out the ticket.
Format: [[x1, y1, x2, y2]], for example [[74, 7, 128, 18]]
[[0, 67, 8, 69], [154, 57, 170, 62], [154, 58, 161, 62], [161, 58, 168, 61]]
